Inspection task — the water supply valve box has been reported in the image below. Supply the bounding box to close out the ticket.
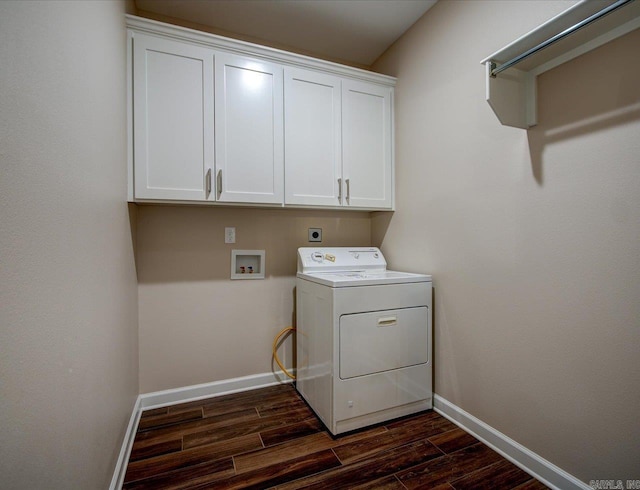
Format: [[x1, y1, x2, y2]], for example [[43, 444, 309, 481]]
[[231, 250, 265, 280]]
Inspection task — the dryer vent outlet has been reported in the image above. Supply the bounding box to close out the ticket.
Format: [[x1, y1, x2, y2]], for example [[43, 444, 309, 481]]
[[308, 228, 322, 242]]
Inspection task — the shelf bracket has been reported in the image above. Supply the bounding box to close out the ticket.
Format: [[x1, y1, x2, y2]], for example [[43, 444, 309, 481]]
[[485, 62, 537, 128]]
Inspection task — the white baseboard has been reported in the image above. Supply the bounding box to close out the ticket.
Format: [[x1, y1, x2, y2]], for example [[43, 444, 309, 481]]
[[109, 394, 142, 490], [139, 370, 294, 410], [109, 370, 292, 489], [433, 394, 590, 490]]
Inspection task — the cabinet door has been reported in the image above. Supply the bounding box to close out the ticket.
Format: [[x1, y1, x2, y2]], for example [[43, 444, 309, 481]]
[[133, 33, 214, 201], [215, 53, 284, 204], [284, 69, 342, 206], [342, 80, 393, 209]]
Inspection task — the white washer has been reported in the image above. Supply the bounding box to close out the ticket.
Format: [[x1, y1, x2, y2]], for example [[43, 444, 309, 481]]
[[296, 247, 432, 435]]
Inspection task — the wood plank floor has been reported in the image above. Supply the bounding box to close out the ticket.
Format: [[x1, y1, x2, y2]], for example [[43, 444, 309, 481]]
[[124, 384, 548, 489]]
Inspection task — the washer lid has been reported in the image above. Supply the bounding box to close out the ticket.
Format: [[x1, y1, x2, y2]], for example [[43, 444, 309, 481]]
[[297, 270, 432, 288]]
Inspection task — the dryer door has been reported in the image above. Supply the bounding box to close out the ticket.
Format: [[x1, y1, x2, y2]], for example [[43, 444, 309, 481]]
[[339, 307, 429, 379]]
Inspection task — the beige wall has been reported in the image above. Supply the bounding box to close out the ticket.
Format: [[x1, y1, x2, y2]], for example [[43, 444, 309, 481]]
[[372, 0, 640, 482], [137, 206, 371, 392], [0, 1, 139, 488]]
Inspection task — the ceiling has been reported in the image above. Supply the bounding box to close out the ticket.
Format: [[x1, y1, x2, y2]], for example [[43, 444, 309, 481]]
[[134, 0, 438, 66]]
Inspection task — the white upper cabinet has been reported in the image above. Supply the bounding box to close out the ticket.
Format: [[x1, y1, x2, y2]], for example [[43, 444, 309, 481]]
[[127, 16, 395, 210], [342, 80, 393, 209], [284, 68, 342, 207], [214, 53, 284, 204], [132, 33, 214, 201]]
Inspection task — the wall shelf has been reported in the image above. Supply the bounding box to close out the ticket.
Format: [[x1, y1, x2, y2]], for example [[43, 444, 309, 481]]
[[481, 0, 640, 129]]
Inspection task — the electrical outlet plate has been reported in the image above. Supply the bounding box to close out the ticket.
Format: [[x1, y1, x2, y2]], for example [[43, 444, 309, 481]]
[[225, 227, 236, 244], [308, 228, 322, 242]]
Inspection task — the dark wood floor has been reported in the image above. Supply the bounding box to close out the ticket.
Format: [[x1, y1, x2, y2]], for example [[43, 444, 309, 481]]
[[124, 384, 548, 489]]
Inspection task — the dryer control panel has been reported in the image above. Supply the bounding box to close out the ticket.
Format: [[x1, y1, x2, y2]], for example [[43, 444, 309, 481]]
[[297, 247, 387, 273]]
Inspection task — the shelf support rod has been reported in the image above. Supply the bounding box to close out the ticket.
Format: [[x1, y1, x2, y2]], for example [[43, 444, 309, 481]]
[[490, 0, 634, 77]]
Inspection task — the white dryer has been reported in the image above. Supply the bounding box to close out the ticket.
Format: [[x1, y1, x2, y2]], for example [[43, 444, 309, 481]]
[[296, 247, 432, 435]]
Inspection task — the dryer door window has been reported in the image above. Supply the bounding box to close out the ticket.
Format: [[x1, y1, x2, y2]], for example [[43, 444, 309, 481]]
[[339, 307, 429, 379]]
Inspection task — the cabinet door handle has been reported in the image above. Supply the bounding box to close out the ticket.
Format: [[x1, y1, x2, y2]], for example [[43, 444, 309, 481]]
[[216, 169, 222, 199], [206, 168, 212, 197], [337, 178, 342, 203], [346, 178, 350, 203]]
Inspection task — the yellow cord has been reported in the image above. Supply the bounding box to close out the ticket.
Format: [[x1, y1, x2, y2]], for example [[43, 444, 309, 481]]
[[273, 326, 296, 379]]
